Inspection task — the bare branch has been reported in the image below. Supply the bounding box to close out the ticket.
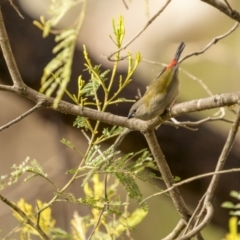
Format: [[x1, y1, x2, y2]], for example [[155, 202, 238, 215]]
[[162, 219, 186, 240], [122, 0, 129, 9], [143, 130, 192, 234], [144, 130, 206, 239], [171, 117, 233, 126], [0, 8, 25, 87], [9, 0, 24, 18], [0, 101, 44, 131], [201, 0, 240, 22], [1, 84, 240, 132], [180, 21, 239, 63], [163, 115, 234, 131], [169, 92, 240, 119], [163, 120, 198, 131], [107, 0, 172, 61], [141, 168, 240, 203], [0, 194, 50, 240], [180, 68, 215, 97], [87, 174, 109, 240], [223, 0, 233, 12], [183, 194, 206, 237], [203, 107, 240, 204], [185, 106, 240, 238], [176, 203, 213, 240], [113, 127, 132, 148]]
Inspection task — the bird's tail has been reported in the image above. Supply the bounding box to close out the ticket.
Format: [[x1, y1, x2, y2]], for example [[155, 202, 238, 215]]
[[167, 42, 185, 69], [174, 42, 185, 61]]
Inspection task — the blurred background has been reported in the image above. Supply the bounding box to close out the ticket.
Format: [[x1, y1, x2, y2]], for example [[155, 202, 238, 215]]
[[0, 0, 240, 239]]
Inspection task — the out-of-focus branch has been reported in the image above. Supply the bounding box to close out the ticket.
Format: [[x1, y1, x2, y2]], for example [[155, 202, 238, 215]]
[[201, 0, 240, 22], [0, 8, 25, 87], [121, 0, 129, 9], [0, 101, 44, 131], [162, 219, 186, 240], [223, 0, 233, 12], [180, 21, 239, 63], [0, 194, 50, 240], [9, 0, 24, 18]]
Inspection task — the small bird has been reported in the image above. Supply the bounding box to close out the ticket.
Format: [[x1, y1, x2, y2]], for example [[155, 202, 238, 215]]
[[128, 42, 185, 120]]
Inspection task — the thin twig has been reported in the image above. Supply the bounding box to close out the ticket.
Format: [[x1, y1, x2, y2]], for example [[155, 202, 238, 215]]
[[182, 194, 206, 236], [144, 130, 192, 235], [122, 0, 129, 9], [107, 0, 172, 61], [0, 194, 50, 240], [87, 213, 104, 240], [201, 106, 240, 203], [124, 196, 134, 240], [162, 219, 186, 240], [163, 120, 198, 131], [2, 225, 21, 240], [87, 174, 109, 240], [141, 167, 240, 204], [82, 130, 110, 240], [180, 22, 239, 63], [9, 0, 24, 18], [223, 0, 232, 12], [163, 115, 234, 131], [0, 101, 44, 131], [176, 203, 213, 240], [170, 117, 233, 126], [183, 106, 240, 237], [113, 127, 132, 148], [0, 7, 25, 87]]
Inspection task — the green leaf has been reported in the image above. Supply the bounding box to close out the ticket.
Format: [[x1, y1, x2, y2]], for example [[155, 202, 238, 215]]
[[222, 201, 235, 208]]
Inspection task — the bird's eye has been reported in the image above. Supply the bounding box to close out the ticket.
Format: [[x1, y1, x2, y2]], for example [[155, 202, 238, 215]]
[[132, 109, 137, 116]]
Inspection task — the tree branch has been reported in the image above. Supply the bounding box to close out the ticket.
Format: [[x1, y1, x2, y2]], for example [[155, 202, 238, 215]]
[[0, 101, 44, 131], [176, 203, 213, 240], [0, 7, 25, 87], [0, 194, 50, 240], [141, 167, 240, 203], [1, 84, 240, 132], [162, 219, 186, 240], [143, 130, 197, 238], [201, 0, 240, 22], [181, 106, 240, 238], [203, 106, 240, 202], [180, 21, 239, 63], [169, 92, 240, 117]]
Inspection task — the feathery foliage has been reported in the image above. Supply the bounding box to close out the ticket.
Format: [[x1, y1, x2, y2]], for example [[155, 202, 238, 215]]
[[1, 5, 154, 239]]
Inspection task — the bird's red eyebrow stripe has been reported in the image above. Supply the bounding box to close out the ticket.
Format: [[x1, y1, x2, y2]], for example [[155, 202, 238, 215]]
[[167, 59, 177, 69]]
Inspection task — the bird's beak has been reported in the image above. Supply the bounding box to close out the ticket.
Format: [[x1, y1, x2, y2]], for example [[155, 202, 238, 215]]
[[127, 113, 133, 119]]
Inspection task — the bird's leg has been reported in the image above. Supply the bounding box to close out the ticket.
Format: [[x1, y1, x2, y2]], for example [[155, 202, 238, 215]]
[[165, 98, 177, 118]]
